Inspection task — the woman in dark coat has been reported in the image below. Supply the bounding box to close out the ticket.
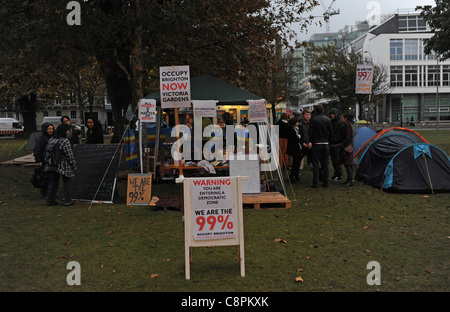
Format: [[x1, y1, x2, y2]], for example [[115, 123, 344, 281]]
[[340, 113, 354, 187], [33, 123, 54, 197], [86, 117, 104, 144], [286, 116, 303, 183]]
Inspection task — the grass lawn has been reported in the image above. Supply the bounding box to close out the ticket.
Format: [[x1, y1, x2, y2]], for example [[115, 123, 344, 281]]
[[0, 130, 449, 293]]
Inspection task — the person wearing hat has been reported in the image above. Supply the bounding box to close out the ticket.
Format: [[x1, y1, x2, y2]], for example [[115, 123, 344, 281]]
[[286, 115, 303, 183]]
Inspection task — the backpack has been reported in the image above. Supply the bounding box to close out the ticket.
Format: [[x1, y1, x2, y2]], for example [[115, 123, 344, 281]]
[[44, 137, 61, 165]]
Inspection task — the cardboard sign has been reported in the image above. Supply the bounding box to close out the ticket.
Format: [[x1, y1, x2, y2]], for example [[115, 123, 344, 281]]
[[160, 65, 191, 108], [355, 64, 373, 94], [139, 99, 156, 122], [126, 173, 152, 206]]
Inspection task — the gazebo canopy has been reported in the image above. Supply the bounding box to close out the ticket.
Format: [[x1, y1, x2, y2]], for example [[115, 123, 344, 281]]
[[144, 74, 263, 106]]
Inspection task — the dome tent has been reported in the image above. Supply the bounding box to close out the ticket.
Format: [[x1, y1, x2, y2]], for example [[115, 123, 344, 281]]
[[382, 143, 450, 193], [353, 126, 377, 157], [355, 129, 427, 189], [354, 127, 427, 166]]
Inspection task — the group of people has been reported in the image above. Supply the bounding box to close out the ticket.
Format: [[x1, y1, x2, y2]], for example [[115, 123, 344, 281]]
[[33, 116, 104, 206], [278, 104, 354, 188]]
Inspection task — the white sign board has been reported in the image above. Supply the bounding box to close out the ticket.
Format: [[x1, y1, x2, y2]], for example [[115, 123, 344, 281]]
[[177, 176, 246, 280], [193, 101, 217, 118], [159, 65, 191, 108], [229, 155, 261, 194], [248, 100, 267, 123], [138, 99, 156, 123], [355, 64, 374, 94]]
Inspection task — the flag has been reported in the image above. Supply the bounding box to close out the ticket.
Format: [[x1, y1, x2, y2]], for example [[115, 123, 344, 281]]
[[124, 129, 138, 168]]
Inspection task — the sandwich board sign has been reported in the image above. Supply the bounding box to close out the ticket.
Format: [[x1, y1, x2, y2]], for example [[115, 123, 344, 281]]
[[177, 176, 247, 280]]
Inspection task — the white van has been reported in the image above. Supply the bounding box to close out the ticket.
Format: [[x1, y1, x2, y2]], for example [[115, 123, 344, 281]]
[[42, 116, 63, 128], [0, 118, 24, 136]]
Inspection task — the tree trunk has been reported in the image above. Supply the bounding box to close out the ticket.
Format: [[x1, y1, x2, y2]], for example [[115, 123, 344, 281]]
[[100, 55, 132, 144], [17, 93, 37, 133]]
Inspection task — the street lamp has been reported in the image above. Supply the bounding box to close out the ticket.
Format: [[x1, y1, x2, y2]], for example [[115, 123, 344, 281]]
[[436, 55, 440, 130]]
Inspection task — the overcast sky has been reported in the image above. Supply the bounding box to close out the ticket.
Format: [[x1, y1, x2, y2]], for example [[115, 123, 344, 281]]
[[294, 0, 436, 42]]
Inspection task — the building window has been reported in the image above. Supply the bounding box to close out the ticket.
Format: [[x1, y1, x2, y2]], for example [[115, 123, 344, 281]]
[[399, 15, 427, 32], [390, 39, 403, 60], [70, 110, 77, 120], [443, 66, 450, 86], [427, 65, 440, 87], [390, 66, 403, 87], [56, 111, 62, 117], [405, 39, 418, 60], [405, 66, 418, 87], [43, 111, 49, 117]]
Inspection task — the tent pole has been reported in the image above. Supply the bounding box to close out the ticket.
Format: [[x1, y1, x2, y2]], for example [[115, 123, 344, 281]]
[[174, 107, 183, 177]]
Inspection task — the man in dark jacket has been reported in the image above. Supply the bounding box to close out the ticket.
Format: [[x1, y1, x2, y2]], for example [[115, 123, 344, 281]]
[[309, 104, 332, 188], [329, 108, 343, 181]]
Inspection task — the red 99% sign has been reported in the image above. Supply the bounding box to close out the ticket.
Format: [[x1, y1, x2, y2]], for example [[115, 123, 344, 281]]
[[193, 208, 236, 240]]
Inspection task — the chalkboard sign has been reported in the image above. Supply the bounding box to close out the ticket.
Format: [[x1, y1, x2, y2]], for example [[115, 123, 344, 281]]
[[71, 144, 122, 203]]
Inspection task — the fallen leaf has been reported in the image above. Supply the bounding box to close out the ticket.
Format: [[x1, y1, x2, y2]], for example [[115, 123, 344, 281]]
[[63, 241, 72, 246], [274, 238, 287, 243], [151, 273, 158, 278], [295, 276, 304, 283]]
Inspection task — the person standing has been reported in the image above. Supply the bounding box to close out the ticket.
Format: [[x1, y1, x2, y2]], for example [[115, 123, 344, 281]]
[[329, 108, 343, 182], [286, 116, 303, 183], [299, 109, 312, 170], [33, 123, 54, 198], [309, 104, 332, 188], [45, 124, 78, 206], [276, 113, 290, 169], [86, 117, 104, 144], [61, 116, 80, 146], [340, 113, 354, 187]]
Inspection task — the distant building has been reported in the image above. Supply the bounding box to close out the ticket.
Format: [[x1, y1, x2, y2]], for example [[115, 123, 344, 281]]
[[35, 94, 113, 132], [287, 20, 370, 111], [287, 9, 450, 126], [351, 9, 450, 125]]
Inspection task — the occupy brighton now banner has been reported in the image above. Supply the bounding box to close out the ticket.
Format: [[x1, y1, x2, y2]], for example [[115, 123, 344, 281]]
[[159, 65, 191, 108]]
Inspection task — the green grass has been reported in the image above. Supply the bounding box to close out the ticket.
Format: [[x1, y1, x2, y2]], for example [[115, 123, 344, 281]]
[[0, 130, 449, 292]]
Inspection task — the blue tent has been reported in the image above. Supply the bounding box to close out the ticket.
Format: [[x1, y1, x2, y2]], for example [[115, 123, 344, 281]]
[[382, 143, 450, 193], [353, 126, 376, 156]]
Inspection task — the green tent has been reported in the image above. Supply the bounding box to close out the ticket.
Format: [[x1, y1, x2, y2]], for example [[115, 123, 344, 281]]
[[144, 74, 263, 105]]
